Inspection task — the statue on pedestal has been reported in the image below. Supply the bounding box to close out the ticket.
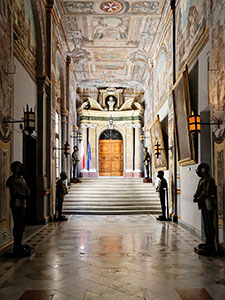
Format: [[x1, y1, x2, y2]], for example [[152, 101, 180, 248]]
[[143, 147, 150, 179], [6, 161, 32, 257], [56, 171, 68, 221], [193, 163, 217, 256], [156, 170, 167, 221], [72, 146, 79, 179]]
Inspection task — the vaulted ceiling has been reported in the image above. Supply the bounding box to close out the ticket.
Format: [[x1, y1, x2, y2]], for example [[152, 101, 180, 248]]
[[58, 0, 167, 88]]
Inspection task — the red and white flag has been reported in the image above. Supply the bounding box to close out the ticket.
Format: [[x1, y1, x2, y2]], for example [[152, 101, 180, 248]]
[[81, 143, 85, 169]]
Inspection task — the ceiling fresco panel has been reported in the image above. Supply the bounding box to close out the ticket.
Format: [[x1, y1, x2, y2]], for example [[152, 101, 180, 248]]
[[59, 0, 166, 86]]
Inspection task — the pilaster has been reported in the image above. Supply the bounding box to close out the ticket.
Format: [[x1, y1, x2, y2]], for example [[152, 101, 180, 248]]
[[65, 56, 71, 178], [134, 126, 142, 177], [125, 125, 133, 177], [61, 109, 69, 171], [36, 75, 51, 223]]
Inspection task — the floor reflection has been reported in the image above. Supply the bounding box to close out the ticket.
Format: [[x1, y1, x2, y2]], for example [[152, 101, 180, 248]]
[[0, 215, 225, 300]]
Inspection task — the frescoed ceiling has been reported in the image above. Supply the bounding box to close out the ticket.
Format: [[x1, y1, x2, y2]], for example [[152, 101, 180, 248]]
[[58, 0, 168, 88]]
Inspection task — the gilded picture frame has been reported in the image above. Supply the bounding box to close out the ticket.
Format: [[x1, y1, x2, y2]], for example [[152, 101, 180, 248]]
[[173, 68, 195, 165], [149, 115, 168, 171]]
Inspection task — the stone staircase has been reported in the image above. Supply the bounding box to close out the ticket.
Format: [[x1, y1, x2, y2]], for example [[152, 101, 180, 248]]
[[62, 178, 162, 215]]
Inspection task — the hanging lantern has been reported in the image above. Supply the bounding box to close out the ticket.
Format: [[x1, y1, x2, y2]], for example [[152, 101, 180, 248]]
[[64, 142, 70, 158], [154, 141, 161, 158], [108, 115, 114, 129], [189, 112, 201, 134], [139, 130, 145, 142], [77, 130, 82, 143]]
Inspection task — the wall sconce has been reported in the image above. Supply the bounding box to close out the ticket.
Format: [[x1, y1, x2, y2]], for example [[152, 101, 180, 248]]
[[189, 112, 221, 135], [64, 142, 70, 158], [154, 141, 172, 159], [108, 115, 114, 129], [139, 132, 145, 143], [154, 141, 161, 158], [54, 142, 70, 158], [3, 104, 35, 135], [76, 129, 82, 143]]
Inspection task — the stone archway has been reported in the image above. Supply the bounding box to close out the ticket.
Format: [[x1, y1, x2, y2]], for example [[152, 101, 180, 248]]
[[99, 129, 123, 176]]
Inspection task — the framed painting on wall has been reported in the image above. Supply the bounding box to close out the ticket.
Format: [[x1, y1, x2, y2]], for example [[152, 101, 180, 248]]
[[173, 68, 195, 165], [149, 115, 168, 171]]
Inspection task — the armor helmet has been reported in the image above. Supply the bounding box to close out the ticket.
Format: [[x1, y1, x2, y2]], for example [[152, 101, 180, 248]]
[[196, 163, 209, 178], [60, 171, 68, 180]]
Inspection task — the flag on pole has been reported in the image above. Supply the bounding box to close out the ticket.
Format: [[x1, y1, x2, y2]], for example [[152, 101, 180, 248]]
[[81, 143, 85, 169], [87, 141, 91, 170]]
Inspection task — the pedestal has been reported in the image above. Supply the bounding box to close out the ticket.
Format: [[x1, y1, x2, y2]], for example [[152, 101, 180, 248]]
[[70, 178, 81, 183], [143, 178, 152, 183], [194, 244, 216, 256]]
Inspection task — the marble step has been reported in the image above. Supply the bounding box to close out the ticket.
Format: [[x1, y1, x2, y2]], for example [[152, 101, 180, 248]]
[[70, 183, 155, 189], [64, 198, 159, 204], [63, 202, 160, 207], [64, 197, 159, 204], [63, 178, 161, 215], [66, 193, 159, 197], [63, 209, 161, 215]]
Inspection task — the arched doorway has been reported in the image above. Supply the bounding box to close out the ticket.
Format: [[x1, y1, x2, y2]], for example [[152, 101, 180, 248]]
[[99, 129, 123, 176]]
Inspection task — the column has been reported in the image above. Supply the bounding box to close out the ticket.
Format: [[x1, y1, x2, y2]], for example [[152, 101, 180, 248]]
[[134, 125, 142, 177], [80, 125, 87, 177], [45, 0, 55, 220], [125, 125, 133, 177], [90, 125, 97, 175], [61, 109, 69, 172], [65, 56, 71, 179], [36, 75, 51, 223]]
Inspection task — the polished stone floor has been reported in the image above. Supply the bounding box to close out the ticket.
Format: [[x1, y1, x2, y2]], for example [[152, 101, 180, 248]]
[[0, 215, 225, 300]]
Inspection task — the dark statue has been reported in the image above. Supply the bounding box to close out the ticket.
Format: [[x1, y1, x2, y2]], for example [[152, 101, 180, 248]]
[[193, 163, 217, 256], [143, 147, 150, 179], [72, 146, 79, 179], [56, 171, 68, 221], [156, 170, 167, 221], [6, 161, 32, 257]]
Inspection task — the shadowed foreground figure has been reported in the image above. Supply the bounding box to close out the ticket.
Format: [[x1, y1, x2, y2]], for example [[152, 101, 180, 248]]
[[6, 161, 31, 257], [56, 171, 68, 221], [156, 170, 167, 221], [193, 163, 217, 256]]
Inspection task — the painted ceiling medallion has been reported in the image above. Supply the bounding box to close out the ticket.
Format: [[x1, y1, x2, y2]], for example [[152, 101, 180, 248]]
[[100, 1, 123, 14]]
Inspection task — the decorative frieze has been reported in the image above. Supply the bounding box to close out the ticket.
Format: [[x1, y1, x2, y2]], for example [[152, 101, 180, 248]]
[[0, 0, 13, 143], [13, 0, 37, 78]]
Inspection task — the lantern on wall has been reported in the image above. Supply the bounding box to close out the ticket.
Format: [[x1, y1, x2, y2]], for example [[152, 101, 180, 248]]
[[77, 129, 82, 143], [154, 141, 161, 158], [3, 104, 35, 135], [139, 129, 145, 143], [64, 142, 70, 158], [188, 112, 221, 135], [24, 105, 35, 134], [189, 112, 201, 134]]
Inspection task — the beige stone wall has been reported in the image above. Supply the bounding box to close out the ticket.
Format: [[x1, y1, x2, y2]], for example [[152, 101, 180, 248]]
[[209, 0, 225, 249], [0, 0, 13, 251]]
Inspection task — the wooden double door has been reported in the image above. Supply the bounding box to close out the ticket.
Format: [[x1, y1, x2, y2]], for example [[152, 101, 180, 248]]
[[99, 140, 123, 176]]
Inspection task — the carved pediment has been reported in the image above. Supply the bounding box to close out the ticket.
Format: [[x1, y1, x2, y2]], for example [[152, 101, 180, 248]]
[[78, 97, 104, 113], [118, 98, 144, 113]]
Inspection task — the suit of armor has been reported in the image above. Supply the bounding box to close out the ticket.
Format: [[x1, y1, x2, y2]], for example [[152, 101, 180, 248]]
[[6, 161, 30, 255], [193, 163, 217, 255]]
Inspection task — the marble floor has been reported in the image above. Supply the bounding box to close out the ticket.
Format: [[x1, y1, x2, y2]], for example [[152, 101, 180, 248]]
[[0, 215, 225, 300]]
